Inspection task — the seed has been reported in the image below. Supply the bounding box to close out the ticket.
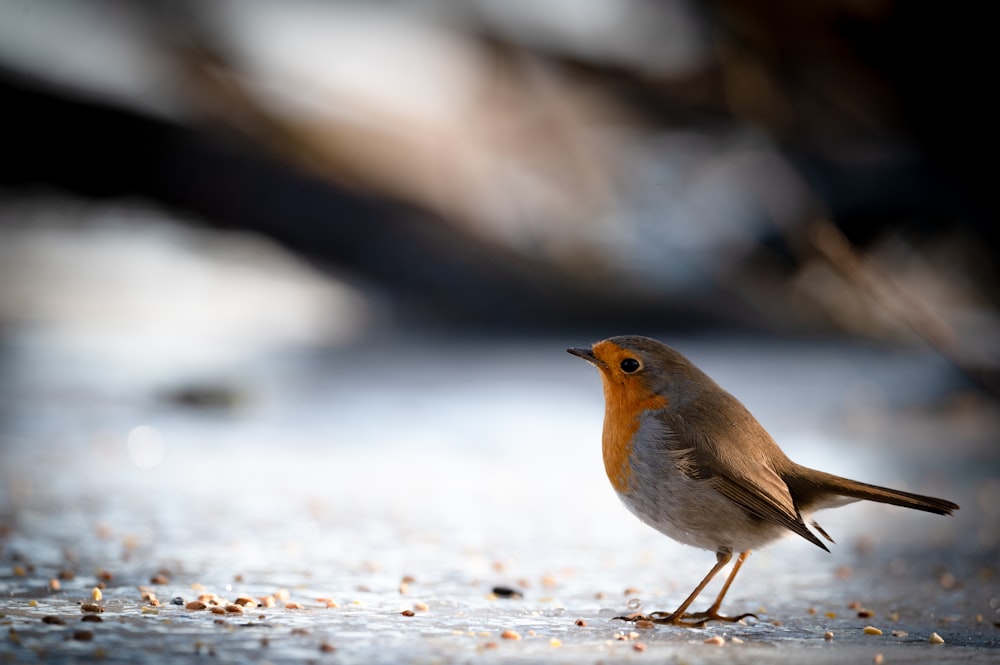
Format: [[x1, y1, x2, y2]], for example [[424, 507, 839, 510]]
[[81, 615, 103, 623], [224, 604, 244, 613], [210, 607, 225, 615], [858, 609, 873, 618], [285, 602, 303, 609], [873, 654, 884, 664], [319, 643, 336, 653], [91, 588, 102, 602], [48, 579, 61, 591], [704, 635, 725, 646], [28, 600, 37, 607], [623, 587, 641, 596], [574, 619, 587, 627], [58, 570, 76, 581], [274, 589, 290, 602], [259, 596, 276, 608], [413, 602, 429, 612], [824, 631, 834, 641], [150, 574, 169, 585], [80, 603, 104, 613], [863, 626, 883, 635], [731, 637, 744, 644], [12, 566, 25, 577], [185, 601, 207, 611], [401, 610, 415, 617], [42, 616, 66, 625], [72, 630, 93, 641], [234, 597, 256, 607], [633, 642, 647, 652], [550, 638, 562, 647], [501, 629, 521, 640], [929, 632, 945, 644], [97, 570, 113, 582], [491, 586, 523, 599]]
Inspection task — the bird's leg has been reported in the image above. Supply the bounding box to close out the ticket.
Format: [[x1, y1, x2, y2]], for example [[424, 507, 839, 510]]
[[616, 548, 730, 627], [679, 550, 758, 624]]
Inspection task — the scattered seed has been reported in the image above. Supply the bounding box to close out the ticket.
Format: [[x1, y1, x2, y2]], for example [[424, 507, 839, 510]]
[[807, 607, 816, 615], [401, 610, 415, 617], [28, 600, 37, 607], [81, 615, 103, 623], [234, 597, 256, 607], [210, 607, 225, 615], [929, 632, 945, 644], [12, 566, 25, 577], [704, 635, 725, 646], [275, 589, 290, 602], [185, 601, 207, 611], [858, 609, 874, 618], [80, 603, 104, 614], [225, 604, 244, 614], [481, 641, 498, 650], [863, 626, 883, 635], [848, 600, 863, 610], [731, 636, 744, 644], [42, 616, 66, 625], [873, 653, 884, 664], [825, 612, 837, 619], [72, 630, 93, 641], [891, 630, 908, 637], [575, 619, 587, 627], [824, 631, 834, 641], [623, 587, 641, 596], [413, 602, 429, 612], [97, 570, 113, 582], [91, 588, 102, 602], [259, 596, 276, 608], [48, 579, 61, 591], [284, 602, 303, 610], [501, 629, 521, 640], [320, 642, 336, 653], [58, 570, 76, 581], [150, 574, 169, 585], [633, 642, 647, 652]]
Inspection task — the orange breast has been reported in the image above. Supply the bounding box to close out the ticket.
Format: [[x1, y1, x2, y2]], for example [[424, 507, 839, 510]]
[[599, 373, 667, 494]]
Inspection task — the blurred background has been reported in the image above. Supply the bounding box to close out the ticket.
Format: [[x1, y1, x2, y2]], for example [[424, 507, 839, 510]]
[[1, 1, 999, 659]]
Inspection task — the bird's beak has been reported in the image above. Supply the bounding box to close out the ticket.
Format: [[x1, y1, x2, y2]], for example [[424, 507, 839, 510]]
[[567, 346, 605, 368]]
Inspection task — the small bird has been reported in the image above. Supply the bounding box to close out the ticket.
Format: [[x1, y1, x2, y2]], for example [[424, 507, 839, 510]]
[[568, 335, 958, 627]]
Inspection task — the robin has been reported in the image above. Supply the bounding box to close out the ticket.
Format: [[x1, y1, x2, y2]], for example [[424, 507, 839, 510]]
[[568, 335, 958, 627]]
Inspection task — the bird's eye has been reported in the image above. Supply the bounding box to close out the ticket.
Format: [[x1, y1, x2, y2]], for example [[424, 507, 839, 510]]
[[620, 358, 640, 373]]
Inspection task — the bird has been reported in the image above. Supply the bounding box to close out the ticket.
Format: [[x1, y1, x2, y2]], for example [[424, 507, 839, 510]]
[[567, 335, 958, 627]]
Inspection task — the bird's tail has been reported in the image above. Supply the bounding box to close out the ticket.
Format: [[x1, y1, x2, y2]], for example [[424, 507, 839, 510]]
[[788, 466, 959, 515]]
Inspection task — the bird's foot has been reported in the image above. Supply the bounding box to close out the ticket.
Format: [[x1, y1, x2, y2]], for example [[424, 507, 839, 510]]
[[615, 609, 757, 628]]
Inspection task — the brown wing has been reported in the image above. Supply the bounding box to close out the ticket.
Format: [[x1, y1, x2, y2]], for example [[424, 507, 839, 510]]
[[663, 396, 830, 552]]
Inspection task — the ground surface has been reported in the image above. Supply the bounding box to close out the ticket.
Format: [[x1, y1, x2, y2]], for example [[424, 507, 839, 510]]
[[1, 334, 998, 663]]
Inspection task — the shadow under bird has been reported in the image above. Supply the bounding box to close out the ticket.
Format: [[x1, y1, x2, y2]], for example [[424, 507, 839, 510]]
[[568, 335, 959, 627]]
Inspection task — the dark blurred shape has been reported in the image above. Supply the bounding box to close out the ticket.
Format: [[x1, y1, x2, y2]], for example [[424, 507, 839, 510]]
[[0, 1, 997, 387]]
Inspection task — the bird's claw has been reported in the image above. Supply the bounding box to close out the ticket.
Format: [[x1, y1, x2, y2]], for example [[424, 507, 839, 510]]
[[615, 610, 757, 628]]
